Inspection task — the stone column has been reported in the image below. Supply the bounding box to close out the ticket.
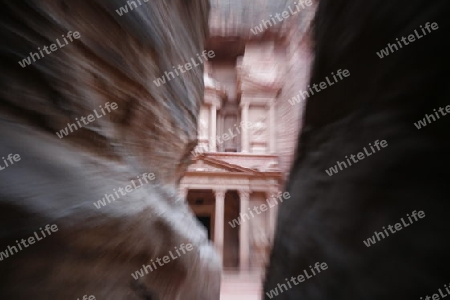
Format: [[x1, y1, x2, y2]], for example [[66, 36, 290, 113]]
[[269, 101, 276, 154], [179, 187, 189, 200], [267, 188, 278, 244], [214, 189, 226, 264], [217, 112, 223, 152], [238, 190, 250, 270], [241, 103, 249, 152], [210, 105, 217, 152]]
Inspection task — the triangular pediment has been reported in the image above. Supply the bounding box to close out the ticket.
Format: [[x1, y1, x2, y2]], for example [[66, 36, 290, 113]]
[[187, 156, 257, 175]]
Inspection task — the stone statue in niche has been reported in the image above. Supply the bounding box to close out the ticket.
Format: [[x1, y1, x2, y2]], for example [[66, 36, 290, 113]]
[[223, 116, 238, 151], [199, 118, 208, 139], [251, 215, 270, 270], [252, 117, 267, 142]]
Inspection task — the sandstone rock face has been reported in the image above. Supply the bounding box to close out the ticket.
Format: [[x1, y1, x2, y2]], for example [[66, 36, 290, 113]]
[[0, 1, 220, 299], [209, 0, 312, 38], [265, 0, 450, 299], [274, 9, 315, 177]]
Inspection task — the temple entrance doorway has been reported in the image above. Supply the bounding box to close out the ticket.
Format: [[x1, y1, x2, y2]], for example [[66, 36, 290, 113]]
[[196, 215, 212, 240]]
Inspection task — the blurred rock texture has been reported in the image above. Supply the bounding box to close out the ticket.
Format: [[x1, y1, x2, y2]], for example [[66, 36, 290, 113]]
[[0, 0, 220, 299], [265, 0, 450, 299]]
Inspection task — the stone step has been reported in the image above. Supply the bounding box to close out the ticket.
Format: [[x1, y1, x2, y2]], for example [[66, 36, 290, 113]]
[[220, 273, 262, 300]]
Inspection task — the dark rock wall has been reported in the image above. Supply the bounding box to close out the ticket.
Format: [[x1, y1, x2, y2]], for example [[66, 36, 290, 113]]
[[266, 0, 450, 299]]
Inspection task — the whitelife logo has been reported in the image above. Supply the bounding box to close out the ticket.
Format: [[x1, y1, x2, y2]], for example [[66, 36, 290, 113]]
[[76, 296, 95, 300], [228, 192, 291, 228], [115, 0, 149, 16], [93, 172, 156, 209], [250, 0, 313, 35], [363, 210, 425, 247], [414, 104, 450, 129], [376, 22, 439, 59], [420, 283, 450, 300], [153, 50, 216, 87], [288, 69, 350, 106], [325, 140, 388, 176], [131, 243, 194, 280], [190, 121, 254, 158], [56, 102, 118, 139], [0, 153, 21, 172], [0, 224, 59, 262], [266, 262, 328, 298], [18, 31, 80, 68]]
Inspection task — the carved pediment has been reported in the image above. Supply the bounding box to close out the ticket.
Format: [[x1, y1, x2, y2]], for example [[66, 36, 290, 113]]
[[187, 157, 257, 174]]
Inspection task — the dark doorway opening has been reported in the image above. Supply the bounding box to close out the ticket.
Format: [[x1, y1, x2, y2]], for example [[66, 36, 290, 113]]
[[196, 216, 211, 240]]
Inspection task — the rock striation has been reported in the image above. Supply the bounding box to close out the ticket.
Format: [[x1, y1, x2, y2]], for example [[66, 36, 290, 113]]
[[0, 0, 220, 299]]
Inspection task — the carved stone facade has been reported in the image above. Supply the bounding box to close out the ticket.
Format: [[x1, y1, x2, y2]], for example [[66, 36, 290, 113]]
[[181, 154, 282, 271], [180, 36, 301, 272], [179, 0, 316, 277]]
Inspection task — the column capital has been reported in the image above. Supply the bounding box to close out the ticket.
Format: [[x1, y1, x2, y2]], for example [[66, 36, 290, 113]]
[[213, 189, 226, 199], [239, 101, 250, 108], [179, 187, 189, 199], [238, 189, 250, 200], [266, 187, 279, 198]]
